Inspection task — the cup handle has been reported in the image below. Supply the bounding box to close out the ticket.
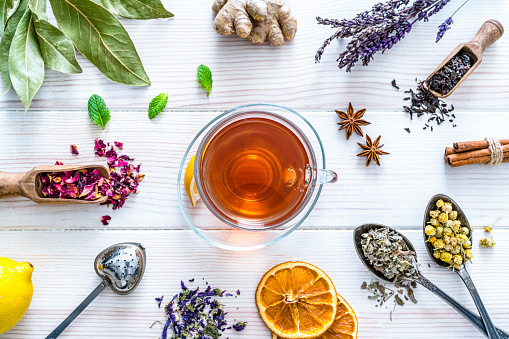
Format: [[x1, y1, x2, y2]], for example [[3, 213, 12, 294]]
[[316, 169, 338, 184]]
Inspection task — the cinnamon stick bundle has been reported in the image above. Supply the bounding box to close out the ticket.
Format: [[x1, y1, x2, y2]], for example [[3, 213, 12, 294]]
[[445, 139, 509, 167]]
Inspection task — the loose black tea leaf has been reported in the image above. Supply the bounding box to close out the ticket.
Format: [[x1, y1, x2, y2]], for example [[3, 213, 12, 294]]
[[427, 51, 473, 95], [402, 79, 456, 130], [391, 79, 399, 90]]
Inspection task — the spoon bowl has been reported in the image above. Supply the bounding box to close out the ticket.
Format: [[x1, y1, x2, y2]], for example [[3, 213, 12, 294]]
[[353, 223, 417, 283], [423, 193, 471, 269], [94, 242, 146, 295]]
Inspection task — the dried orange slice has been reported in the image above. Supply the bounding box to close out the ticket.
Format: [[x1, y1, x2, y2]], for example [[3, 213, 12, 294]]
[[272, 293, 358, 339], [256, 261, 337, 338]]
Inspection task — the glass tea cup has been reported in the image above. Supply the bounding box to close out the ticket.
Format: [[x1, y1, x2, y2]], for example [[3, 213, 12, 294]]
[[178, 104, 337, 250]]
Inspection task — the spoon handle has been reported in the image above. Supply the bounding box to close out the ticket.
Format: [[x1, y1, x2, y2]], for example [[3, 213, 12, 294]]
[[467, 20, 504, 55], [416, 275, 508, 339], [457, 267, 501, 339], [45, 281, 108, 339], [0, 171, 26, 199]]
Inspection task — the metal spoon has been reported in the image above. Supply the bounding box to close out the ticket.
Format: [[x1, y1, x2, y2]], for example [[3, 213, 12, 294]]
[[45, 242, 146, 339], [424, 194, 500, 339], [0, 164, 109, 204], [354, 224, 508, 339]]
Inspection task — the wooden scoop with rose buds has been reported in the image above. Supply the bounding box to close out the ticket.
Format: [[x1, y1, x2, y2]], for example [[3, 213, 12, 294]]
[[426, 19, 504, 98], [0, 165, 109, 204]]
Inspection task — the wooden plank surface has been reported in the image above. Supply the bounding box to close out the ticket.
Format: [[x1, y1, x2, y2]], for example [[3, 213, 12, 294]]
[[1, 0, 509, 338], [0, 0, 508, 111], [0, 229, 508, 339], [1, 111, 508, 229]]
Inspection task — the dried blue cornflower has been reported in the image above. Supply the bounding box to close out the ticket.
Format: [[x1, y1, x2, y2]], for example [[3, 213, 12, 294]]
[[156, 281, 246, 338], [155, 295, 164, 308], [316, 0, 470, 72], [232, 322, 247, 331]]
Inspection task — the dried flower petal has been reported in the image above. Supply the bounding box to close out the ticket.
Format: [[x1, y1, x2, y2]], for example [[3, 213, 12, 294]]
[[42, 140, 144, 214], [70, 144, 79, 155], [101, 215, 111, 225]]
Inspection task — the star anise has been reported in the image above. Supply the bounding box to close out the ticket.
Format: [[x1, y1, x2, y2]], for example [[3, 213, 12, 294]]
[[336, 102, 371, 140], [357, 135, 390, 166]]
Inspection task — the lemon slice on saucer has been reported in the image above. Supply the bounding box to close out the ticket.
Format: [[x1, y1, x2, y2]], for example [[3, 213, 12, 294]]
[[184, 155, 200, 207]]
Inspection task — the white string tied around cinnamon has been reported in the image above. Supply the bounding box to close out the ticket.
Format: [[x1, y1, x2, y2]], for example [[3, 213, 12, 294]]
[[485, 137, 503, 166]]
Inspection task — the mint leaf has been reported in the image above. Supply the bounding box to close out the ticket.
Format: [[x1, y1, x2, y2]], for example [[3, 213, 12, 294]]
[[197, 64, 212, 96], [88, 94, 110, 129], [148, 92, 168, 119]]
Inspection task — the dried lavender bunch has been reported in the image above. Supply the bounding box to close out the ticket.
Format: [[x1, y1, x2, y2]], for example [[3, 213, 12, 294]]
[[315, 0, 456, 72]]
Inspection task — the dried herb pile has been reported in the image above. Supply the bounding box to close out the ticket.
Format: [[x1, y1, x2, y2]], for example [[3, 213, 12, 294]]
[[41, 164, 107, 200], [42, 139, 144, 224], [156, 280, 246, 339], [361, 227, 420, 282], [403, 79, 456, 131], [361, 280, 418, 320], [93, 139, 144, 210], [427, 51, 473, 95], [425, 199, 472, 270], [0, 0, 173, 109]]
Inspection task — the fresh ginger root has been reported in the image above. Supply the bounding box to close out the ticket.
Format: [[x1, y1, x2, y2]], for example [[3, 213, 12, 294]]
[[212, 0, 297, 46]]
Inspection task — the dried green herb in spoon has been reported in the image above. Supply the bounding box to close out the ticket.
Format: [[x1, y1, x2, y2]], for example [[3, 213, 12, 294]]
[[361, 226, 420, 282]]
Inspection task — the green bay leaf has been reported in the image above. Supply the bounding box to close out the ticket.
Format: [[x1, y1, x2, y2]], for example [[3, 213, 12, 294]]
[[28, 0, 47, 19], [1, 0, 15, 35], [92, 0, 173, 20], [49, 0, 150, 86], [33, 14, 82, 74], [0, 0, 28, 92], [8, 8, 44, 110]]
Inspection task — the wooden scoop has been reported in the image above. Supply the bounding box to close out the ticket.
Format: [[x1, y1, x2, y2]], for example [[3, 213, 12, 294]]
[[0, 165, 109, 204], [426, 19, 504, 98]]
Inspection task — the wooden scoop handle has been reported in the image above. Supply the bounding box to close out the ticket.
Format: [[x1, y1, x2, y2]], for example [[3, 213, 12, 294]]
[[468, 20, 504, 55], [0, 171, 27, 199]]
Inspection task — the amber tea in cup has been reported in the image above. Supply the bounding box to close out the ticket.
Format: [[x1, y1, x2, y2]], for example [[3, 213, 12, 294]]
[[195, 111, 337, 229]]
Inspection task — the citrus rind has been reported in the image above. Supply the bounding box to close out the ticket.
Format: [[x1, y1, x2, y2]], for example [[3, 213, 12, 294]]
[[256, 261, 338, 339]]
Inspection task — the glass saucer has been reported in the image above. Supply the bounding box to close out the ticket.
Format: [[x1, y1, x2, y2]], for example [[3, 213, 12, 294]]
[[177, 104, 326, 251]]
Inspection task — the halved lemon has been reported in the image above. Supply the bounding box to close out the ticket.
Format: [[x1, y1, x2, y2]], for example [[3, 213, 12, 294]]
[[272, 293, 358, 339], [256, 261, 337, 338], [184, 154, 200, 207]]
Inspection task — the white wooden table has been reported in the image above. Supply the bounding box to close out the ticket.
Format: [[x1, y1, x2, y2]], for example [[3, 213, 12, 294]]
[[1, 0, 509, 338]]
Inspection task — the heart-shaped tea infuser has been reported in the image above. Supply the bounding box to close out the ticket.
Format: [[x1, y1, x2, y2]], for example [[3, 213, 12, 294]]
[[45, 242, 146, 339]]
